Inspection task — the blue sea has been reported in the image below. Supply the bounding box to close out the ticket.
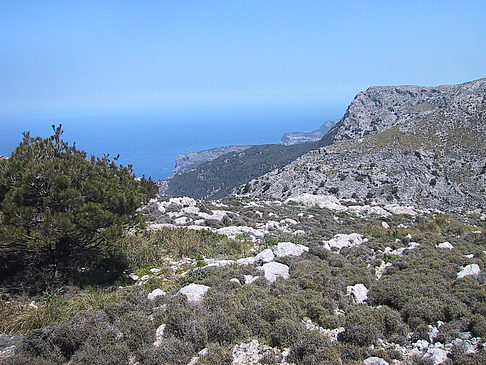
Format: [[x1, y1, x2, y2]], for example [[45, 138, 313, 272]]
[[0, 105, 343, 180]]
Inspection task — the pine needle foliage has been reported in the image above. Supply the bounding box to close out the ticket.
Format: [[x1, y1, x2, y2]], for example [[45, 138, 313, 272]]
[[0, 125, 146, 291]]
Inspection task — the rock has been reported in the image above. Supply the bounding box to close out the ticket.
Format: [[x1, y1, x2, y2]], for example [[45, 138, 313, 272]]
[[232, 339, 262, 365], [346, 283, 368, 303], [0, 334, 22, 360], [381, 221, 390, 229], [178, 283, 210, 303], [140, 275, 150, 281], [437, 241, 453, 249], [273, 242, 309, 258], [237, 257, 255, 265], [364, 357, 389, 365], [204, 258, 235, 267], [129, 273, 139, 281], [259, 262, 290, 283], [254, 248, 275, 263], [286, 193, 347, 211], [149, 268, 161, 274], [413, 339, 430, 352], [147, 288, 166, 301], [198, 348, 209, 357], [457, 264, 481, 279], [422, 345, 449, 365], [385, 205, 417, 216], [230, 278, 241, 285], [153, 324, 166, 347], [175, 216, 189, 225], [244, 275, 259, 285], [323, 233, 367, 251], [217, 226, 265, 241], [375, 261, 392, 280]]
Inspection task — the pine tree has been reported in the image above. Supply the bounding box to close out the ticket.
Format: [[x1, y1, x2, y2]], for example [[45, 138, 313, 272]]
[[0, 125, 147, 290]]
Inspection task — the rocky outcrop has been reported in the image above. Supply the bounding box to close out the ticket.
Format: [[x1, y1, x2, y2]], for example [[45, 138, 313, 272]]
[[236, 78, 486, 212], [174, 145, 250, 174], [280, 119, 338, 145]]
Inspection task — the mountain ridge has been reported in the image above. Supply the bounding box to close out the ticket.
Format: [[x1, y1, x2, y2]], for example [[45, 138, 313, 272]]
[[235, 78, 486, 211]]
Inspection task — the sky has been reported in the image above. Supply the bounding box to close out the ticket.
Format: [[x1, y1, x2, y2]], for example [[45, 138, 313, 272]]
[[0, 1, 485, 179], [1, 0, 485, 120]]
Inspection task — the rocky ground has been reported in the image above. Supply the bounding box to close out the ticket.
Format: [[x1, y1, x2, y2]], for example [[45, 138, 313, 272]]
[[1, 194, 486, 364]]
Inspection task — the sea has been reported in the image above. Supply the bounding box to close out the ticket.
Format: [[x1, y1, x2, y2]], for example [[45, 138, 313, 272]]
[[0, 104, 343, 180]]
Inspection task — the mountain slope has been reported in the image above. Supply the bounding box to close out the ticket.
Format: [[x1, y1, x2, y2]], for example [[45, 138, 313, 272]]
[[236, 78, 486, 211], [164, 142, 318, 200]]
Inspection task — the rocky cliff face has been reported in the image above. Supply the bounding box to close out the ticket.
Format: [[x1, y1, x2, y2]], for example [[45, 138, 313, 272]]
[[280, 119, 338, 145], [236, 78, 486, 212], [173, 145, 250, 174]]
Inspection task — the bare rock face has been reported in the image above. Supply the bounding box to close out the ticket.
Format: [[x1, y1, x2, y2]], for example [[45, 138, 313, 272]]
[[236, 78, 486, 212]]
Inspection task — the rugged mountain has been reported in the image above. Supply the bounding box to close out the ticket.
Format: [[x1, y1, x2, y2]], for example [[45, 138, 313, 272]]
[[163, 141, 318, 200], [173, 145, 250, 174], [236, 78, 486, 212], [280, 119, 338, 145]]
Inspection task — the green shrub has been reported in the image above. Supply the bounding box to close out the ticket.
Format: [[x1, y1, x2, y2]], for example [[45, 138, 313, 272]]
[[288, 331, 341, 364], [0, 126, 146, 291], [136, 337, 194, 365], [270, 317, 303, 347]]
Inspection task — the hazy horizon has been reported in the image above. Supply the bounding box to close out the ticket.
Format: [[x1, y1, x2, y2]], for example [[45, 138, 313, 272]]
[[1, 1, 484, 178]]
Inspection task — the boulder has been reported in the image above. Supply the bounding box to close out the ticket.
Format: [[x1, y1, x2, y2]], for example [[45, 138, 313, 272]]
[[237, 257, 255, 265], [178, 283, 210, 303], [259, 262, 290, 283], [273, 242, 309, 258], [254, 248, 275, 263], [422, 345, 449, 365], [323, 233, 367, 251], [364, 357, 389, 365], [147, 288, 166, 301], [346, 283, 368, 303], [244, 275, 259, 285], [457, 264, 481, 279], [437, 241, 453, 249], [153, 324, 166, 347]]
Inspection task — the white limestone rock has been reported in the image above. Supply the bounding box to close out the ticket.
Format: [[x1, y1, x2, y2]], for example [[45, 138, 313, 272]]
[[364, 357, 389, 365], [237, 257, 255, 265], [178, 283, 210, 303], [437, 241, 453, 249], [346, 283, 368, 303], [204, 258, 235, 267], [153, 324, 166, 347], [381, 221, 390, 229], [286, 193, 347, 212], [259, 262, 290, 283], [273, 242, 309, 258], [384, 204, 417, 216], [147, 288, 166, 301], [230, 278, 241, 285], [254, 248, 275, 263], [457, 264, 481, 279], [422, 345, 449, 365], [244, 275, 259, 285], [323, 233, 367, 251]]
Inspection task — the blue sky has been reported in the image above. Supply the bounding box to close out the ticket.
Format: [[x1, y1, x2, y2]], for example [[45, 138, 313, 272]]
[[1, 0, 485, 120]]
